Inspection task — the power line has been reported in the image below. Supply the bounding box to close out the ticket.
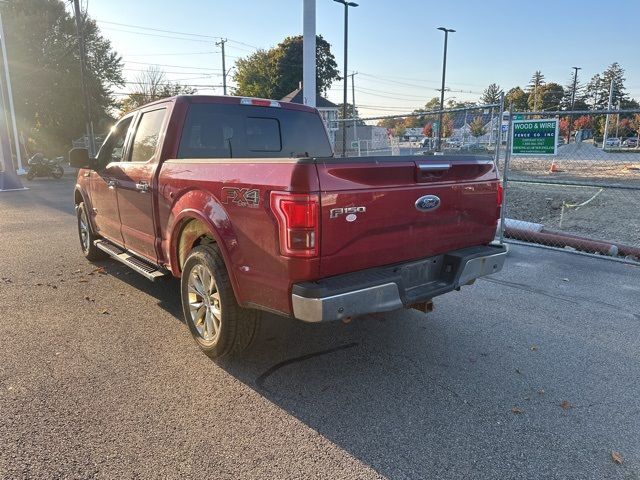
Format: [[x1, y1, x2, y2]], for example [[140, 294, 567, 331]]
[[97, 19, 215, 38], [125, 51, 218, 57], [359, 72, 483, 94], [122, 67, 221, 75], [124, 60, 221, 71], [100, 26, 212, 42], [97, 19, 260, 50]]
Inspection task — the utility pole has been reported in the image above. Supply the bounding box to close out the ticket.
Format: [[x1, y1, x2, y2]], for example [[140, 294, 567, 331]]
[[216, 38, 227, 95], [72, 0, 96, 157], [602, 79, 614, 150], [567, 66, 581, 144], [0, 8, 24, 173]]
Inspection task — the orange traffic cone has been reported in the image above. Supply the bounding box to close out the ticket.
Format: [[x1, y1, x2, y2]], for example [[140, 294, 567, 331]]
[[549, 161, 562, 173]]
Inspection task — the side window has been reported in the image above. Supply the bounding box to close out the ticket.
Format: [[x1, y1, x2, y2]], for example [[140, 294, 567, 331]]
[[128, 108, 167, 163], [98, 117, 133, 165]]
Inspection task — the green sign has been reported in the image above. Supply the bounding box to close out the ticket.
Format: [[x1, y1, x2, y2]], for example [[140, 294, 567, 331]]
[[511, 118, 558, 155], [512, 114, 525, 120]]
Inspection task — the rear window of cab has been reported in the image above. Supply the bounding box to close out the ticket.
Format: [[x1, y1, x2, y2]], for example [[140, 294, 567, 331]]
[[177, 103, 332, 159]]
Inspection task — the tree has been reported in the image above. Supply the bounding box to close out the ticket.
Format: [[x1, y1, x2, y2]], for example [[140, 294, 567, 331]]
[[480, 83, 502, 105], [422, 123, 433, 137], [393, 125, 406, 138], [559, 117, 570, 139], [233, 35, 339, 100], [441, 113, 454, 138], [527, 70, 546, 111], [585, 63, 628, 109], [336, 103, 364, 126], [119, 67, 197, 114], [573, 116, 593, 130], [424, 97, 441, 110], [561, 71, 585, 110], [540, 83, 564, 111], [630, 114, 640, 135], [469, 116, 486, 140], [505, 87, 529, 111], [2, 0, 124, 156]]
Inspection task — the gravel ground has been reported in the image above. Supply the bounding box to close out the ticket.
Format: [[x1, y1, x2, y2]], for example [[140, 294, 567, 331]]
[[504, 182, 640, 249], [1, 177, 640, 479]]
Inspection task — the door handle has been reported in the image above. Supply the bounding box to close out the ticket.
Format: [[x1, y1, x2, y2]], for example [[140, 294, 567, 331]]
[[107, 179, 116, 188], [135, 181, 149, 193]]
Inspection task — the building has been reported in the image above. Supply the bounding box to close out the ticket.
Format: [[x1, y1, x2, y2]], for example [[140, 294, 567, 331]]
[[281, 85, 340, 146]]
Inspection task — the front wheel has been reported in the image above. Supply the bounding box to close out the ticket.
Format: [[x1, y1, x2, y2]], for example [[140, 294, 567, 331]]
[[25, 169, 34, 180], [181, 244, 258, 358], [51, 165, 63, 179]]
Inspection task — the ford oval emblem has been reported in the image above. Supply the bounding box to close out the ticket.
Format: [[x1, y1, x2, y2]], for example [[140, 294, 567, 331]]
[[415, 195, 441, 212]]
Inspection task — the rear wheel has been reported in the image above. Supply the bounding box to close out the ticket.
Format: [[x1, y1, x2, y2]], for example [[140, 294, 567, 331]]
[[25, 170, 34, 180], [51, 165, 63, 179], [181, 244, 258, 358], [76, 202, 107, 261]]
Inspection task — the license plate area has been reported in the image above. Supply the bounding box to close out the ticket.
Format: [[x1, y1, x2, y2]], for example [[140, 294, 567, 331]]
[[399, 255, 445, 290]]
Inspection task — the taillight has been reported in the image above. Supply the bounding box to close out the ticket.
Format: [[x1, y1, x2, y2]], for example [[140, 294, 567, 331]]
[[270, 192, 319, 258]]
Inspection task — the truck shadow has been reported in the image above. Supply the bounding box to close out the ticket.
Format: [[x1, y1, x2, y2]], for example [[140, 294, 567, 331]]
[[218, 309, 503, 479], [93, 260, 184, 321]]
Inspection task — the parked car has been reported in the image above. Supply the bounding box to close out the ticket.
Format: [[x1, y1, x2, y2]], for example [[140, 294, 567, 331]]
[[604, 137, 621, 147], [622, 137, 638, 148], [70, 95, 506, 358]]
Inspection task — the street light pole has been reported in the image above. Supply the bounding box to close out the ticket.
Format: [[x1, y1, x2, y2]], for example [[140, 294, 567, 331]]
[[567, 66, 581, 143], [72, 0, 96, 157], [334, 0, 358, 157], [0, 8, 25, 173], [437, 27, 455, 151]]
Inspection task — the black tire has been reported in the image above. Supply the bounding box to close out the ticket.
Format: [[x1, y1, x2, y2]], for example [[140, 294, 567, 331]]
[[51, 165, 63, 179], [76, 202, 107, 261], [25, 170, 34, 180], [181, 244, 258, 358]]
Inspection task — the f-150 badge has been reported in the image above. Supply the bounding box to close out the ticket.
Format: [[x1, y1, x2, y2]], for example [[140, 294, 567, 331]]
[[222, 187, 260, 208]]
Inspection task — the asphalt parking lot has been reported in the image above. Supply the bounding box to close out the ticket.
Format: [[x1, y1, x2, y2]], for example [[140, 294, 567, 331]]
[[1, 177, 639, 479]]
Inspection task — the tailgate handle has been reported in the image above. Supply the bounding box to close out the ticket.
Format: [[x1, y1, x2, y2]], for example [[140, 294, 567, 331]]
[[418, 163, 451, 172]]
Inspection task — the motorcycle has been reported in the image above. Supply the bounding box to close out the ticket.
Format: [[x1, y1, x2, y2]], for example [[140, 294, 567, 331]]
[[26, 154, 64, 180]]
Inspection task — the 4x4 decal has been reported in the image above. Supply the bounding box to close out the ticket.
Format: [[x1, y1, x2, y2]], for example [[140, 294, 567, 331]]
[[222, 187, 260, 208]]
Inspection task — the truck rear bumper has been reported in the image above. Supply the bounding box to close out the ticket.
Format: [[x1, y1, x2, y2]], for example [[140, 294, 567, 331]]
[[291, 243, 507, 322]]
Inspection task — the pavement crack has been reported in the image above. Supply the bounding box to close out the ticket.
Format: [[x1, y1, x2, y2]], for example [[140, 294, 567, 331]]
[[483, 277, 639, 318], [481, 277, 579, 304], [255, 342, 359, 390]]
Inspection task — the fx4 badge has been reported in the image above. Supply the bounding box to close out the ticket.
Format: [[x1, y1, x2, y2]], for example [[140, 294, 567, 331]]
[[222, 187, 260, 208], [330, 206, 366, 219]]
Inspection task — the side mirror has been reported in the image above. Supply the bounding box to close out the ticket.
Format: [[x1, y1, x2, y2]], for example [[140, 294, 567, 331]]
[[69, 147, 95, 169]]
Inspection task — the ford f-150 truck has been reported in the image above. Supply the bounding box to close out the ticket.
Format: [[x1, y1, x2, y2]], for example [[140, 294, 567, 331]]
[[71, 95, 506, 358]]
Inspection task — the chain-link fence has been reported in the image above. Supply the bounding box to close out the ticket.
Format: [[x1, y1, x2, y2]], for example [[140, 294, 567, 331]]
[[328, 103, 640, 264], [329, 103, 503, 158], [499, 109, 640, 263]]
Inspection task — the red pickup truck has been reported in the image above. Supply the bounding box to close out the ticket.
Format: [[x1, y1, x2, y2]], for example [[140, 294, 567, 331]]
[[71, 95, 506, 358]]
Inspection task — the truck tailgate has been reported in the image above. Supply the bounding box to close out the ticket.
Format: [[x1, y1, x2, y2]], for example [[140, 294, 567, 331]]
[[316, 155, 500, 277]]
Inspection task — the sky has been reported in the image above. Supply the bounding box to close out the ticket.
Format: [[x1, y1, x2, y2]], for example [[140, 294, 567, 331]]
[[88, 0, 640, 119]]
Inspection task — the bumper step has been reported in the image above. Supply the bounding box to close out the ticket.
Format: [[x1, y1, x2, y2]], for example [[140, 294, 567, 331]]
[[94, 240, 167, 281]]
